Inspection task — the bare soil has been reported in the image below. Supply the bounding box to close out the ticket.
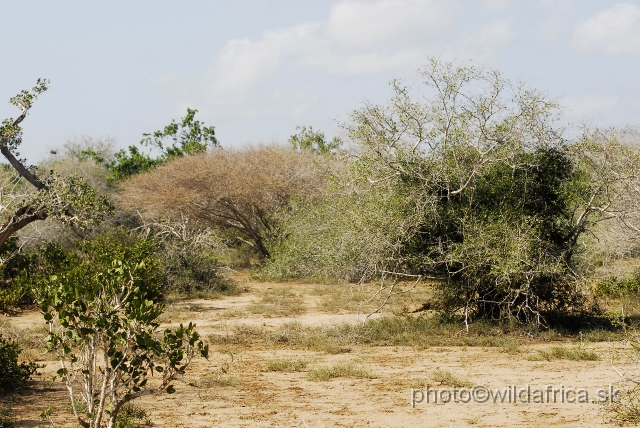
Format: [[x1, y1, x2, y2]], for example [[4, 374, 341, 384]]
[[0, 273, 629, 427]]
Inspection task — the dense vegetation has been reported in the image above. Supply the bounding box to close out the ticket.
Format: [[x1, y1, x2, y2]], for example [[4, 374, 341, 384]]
[[2, 58, 640, 424], [3, 60, 639, 325]]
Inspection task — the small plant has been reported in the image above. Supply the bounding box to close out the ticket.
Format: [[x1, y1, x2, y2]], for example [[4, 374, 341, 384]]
[[408, 378, 429, 389], [39, 406, 55, 427], [264, 359, 308, 372], [114, 404, 152, 428], [431, 369, 474, 388], [198, 361, 239, 388], [306, 361, 376, 382], [526, 346, 599, 362], [0, 333, 38, 391], [499, 339, 521, 355], [466, 415, 481, 425], [39, 231, 208, 428]]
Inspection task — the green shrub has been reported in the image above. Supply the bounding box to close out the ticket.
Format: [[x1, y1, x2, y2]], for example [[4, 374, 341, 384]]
[[596, 270, 640, 297], [0, 333, 38, 391], [40, 231, 208, 428], [114, 403, 152, 428], [23, 228, 164, 303], [0, 237, 37, 312], [158, 239, 237, 297]]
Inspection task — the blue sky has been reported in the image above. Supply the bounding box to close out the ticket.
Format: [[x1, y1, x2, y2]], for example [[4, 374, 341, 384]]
[[1, 0, 639, 161]]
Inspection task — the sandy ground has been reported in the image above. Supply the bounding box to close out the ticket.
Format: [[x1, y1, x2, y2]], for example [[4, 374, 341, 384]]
[[0, 274, 630, 428]]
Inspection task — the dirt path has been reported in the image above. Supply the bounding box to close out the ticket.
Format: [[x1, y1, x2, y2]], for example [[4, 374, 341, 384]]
[[1, 274, 626, 427]]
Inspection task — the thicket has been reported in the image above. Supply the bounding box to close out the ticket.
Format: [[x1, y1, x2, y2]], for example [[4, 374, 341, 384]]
[[3, 61, 639, 329], [264, 60, 640, 325]]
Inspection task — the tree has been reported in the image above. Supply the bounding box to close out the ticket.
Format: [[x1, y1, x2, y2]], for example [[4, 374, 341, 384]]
[[39, 229, 208, 428], [270, 59, 640, 325], [119, 146, 331, 258], [0, 79, 112, 249], [93, 108, 219, 182], [289, 125, 342, 155]]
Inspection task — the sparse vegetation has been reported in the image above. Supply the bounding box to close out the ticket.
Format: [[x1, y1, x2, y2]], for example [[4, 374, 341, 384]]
[[306, 361, 376, 381], [430, 369, 474, 388], [526, 346, 600, 362], [248, 287, 306, 317], [264, 358, 308, 372]]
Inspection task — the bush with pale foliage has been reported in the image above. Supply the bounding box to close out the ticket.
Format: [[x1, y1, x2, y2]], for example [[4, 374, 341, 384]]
[[120, 145, 332, 257]]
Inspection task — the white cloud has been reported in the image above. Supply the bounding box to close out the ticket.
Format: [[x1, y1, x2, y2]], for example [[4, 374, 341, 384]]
[[572, 3, 640, 56], [153, 0, 516, 122], [326, 0, 454, 48]]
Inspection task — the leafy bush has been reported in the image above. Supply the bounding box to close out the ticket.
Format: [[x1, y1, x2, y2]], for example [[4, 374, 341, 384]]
[[86, 108, 218, 182], [0, 238, 36, 312], [24, 228, 163, 303], [158, 238, 236, 297], [0, 333, 38, 391], [262, 171, 419, 282], [596, 269, 640, 297], [289, 125, 342, 155], [39, 228, 208, 428]]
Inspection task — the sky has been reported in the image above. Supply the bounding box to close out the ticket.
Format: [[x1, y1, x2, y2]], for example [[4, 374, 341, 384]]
[[0, 0, 639, 162]]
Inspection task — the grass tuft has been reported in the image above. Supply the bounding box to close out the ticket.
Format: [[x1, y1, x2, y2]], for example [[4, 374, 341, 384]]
[[248, 287, 306, 317], [306, 361, 376, 382], [264, 358, 308, 372], [431, 369, 474, 388], [526, 346, 600, 361]]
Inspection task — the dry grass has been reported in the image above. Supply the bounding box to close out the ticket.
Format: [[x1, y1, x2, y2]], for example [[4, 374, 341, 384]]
[[209, 315, 584, 356], [247, 287, 306, 317], [310, 281, 435, 315], [310, 284, 356, 313], [264, 359, 308, 372], [198, 372, 240, 388], [430, 368, 474, 388], [525, 346, 600, 362], [306, 361, 376, 382]]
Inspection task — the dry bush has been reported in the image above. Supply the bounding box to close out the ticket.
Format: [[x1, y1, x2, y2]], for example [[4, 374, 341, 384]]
[[579, 127, 640, 276], [44, 135, 118, 196], [120, 145, 332, 257]]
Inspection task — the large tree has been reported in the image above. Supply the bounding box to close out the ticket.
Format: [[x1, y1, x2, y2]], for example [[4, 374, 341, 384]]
[[120, 145, 330, 257], [0, 79, 111, 251], [268, 59, 640, 324]]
